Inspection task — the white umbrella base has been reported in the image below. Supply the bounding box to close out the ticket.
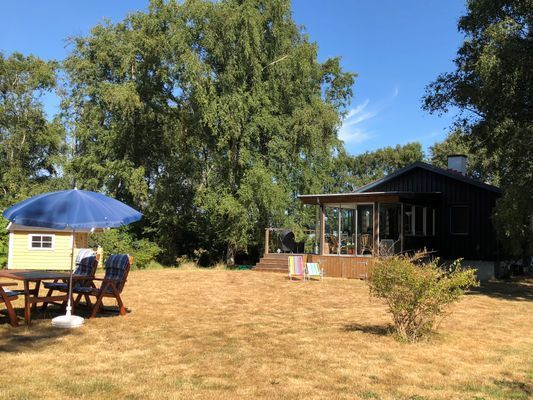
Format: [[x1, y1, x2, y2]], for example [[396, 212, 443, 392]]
[[51, 314, 85, 328]]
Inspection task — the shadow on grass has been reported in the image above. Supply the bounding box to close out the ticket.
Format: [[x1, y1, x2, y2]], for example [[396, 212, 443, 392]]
[[343, 323, 392, 336], [0, 303, 130, 352], [0, 316, 78, 353], [468, 277, 533, 302]]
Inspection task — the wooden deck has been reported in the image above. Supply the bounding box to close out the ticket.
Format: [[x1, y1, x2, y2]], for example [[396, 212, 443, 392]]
[[254, 253, 375, 279]]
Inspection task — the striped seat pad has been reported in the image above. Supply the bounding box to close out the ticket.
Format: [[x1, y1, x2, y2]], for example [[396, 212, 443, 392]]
[[43, 282, 68, 291], [306, 262, 321, 275], [288, 256, 304, 275], [1, 289, 18, 298]]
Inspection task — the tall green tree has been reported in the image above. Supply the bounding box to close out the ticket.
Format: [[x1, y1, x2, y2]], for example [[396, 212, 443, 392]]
[[0, 52, 64, 207], [428, 130, 499, 185], [0, 52, 65, 266], [423, 0, 533, 261], [329, 142, 424, 192], [63, 0, 355, 263]]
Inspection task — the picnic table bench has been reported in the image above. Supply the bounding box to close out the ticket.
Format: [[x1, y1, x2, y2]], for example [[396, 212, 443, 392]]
[[0, 270, 72, 325]]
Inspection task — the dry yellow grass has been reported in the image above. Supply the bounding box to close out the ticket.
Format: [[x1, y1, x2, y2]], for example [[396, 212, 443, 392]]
[[0, 270, 532, 400]]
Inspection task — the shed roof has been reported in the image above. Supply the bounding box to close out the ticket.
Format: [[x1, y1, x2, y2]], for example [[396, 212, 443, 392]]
[[6, 223, 103, 233]]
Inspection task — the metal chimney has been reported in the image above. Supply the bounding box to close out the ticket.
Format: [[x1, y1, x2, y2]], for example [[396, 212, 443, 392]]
[[447, 154, 467, 175]]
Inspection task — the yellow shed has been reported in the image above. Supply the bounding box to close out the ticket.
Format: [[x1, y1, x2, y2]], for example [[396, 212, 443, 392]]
[[7, 223, 91, 270]]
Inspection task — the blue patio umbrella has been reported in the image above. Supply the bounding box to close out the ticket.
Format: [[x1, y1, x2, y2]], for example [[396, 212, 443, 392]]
[[3, 189, 142, 328]]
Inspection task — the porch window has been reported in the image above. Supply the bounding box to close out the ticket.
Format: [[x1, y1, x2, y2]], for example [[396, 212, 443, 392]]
[[450, 205, 469, 235], [404, 205, 435, 237], [29, 234, 54, 250]]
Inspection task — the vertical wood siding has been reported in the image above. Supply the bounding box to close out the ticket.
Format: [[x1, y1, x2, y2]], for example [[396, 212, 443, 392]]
[[365, 168, 499, 260]]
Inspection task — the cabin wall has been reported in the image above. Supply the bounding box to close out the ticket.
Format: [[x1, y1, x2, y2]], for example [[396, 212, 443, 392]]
[[365, 168, 499, 260], [8, 230, 89, 270]]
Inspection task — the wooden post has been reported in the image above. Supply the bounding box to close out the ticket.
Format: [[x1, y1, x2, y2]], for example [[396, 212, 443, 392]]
[[320, 204, 325, 255], [400, 203, 404, 253], [264, 228, 270, 255], [337, 205, 341, 255], [373, 203, 379, 257]]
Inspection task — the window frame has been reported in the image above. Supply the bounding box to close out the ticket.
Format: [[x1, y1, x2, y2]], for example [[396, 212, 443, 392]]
[[28, 234, 55, 250], [404, 205, 435, 237]]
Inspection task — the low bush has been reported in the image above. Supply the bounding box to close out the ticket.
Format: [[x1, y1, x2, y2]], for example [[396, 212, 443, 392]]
[[368, 252, 478, 342], [89, 229, 162, 269]]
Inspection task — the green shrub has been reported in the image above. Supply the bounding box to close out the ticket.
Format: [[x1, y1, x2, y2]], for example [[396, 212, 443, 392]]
[[368, 252, 478, 342], [89, 229, 161, 269], [0, 218, 8, 268]]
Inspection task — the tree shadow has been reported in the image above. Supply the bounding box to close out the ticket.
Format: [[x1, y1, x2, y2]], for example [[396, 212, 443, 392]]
[[0, 302, 131, 352], [342, 323, 393, 336], [468, 277, 533, 302], [0, 315, 79, 353]]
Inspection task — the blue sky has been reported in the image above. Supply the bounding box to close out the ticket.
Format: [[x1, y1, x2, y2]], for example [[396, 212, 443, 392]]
[[0, 0, 465, 155]]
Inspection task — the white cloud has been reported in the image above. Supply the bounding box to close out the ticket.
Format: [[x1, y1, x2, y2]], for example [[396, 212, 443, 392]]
[[338, 126, 372, 144], [338, 86, 399, 145]]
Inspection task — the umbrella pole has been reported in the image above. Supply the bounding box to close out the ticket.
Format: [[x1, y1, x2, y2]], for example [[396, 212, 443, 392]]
[[51, 228, 84, 328], [65, 228, 75, 316]]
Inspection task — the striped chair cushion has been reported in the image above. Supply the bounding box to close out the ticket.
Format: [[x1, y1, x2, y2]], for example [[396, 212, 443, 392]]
[[72, 286, 95, 294], [103, 254, 130, 285], [44, 249, 96, 291], [288, 256, 304, 275], [306, 262, 321, 276], [74, 248, 97, 277], [43, 282, 68, 291], [1, 289, 18, 298]]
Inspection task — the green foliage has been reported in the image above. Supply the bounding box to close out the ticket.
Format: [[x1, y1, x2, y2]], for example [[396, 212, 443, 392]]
[[88, 229, 161, 269], [493, 185, 533, 262], [429, 129, 499, 185], [368, 252, 478, 342], [327, 143, 424, 192], [0, 224, 7, 269], [0, 52, 66, 208], [424, 0, 532, 257], [63, 0, 355, 263]]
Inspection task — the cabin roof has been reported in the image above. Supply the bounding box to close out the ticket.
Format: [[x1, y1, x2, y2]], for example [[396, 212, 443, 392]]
[[354, 161, 501, 194], [298, 191, 441, 205]]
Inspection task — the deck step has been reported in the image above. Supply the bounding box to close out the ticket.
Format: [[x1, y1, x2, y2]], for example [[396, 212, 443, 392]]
[[253, 266, 288, 273], [254, 261, 288, 268], [253, 253, 298, 273]]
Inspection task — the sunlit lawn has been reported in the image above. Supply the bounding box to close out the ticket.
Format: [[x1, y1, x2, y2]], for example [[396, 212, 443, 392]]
[[1, 269, 532, 400]]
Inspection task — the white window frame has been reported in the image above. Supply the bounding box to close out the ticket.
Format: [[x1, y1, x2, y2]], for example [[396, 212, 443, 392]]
[[28, 234, 55, 250], [405, 205, 435, 237], [355, 202, 375, 257]]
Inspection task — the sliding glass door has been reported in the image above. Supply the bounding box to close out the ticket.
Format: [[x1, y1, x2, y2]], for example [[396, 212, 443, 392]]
[[356, 204, 373, 255], [379, 203, 402, 255]]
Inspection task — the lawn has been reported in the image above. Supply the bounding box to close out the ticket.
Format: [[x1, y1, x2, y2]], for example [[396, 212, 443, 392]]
[[0, 269, 532, 400]]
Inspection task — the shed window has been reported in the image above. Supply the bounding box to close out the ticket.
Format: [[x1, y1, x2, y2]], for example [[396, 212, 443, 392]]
[[29, 234, 54, 250], [450, 206, 469, 235]]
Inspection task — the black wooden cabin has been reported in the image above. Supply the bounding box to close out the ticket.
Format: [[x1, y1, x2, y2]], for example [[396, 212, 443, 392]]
[[298, 157, 501, 261]]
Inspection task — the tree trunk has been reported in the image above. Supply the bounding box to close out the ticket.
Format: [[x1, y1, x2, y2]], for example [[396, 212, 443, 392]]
[[226, 243, 235, 266]]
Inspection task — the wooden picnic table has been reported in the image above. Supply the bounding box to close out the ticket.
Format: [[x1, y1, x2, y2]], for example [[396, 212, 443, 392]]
[[0, 269, 72, 325]]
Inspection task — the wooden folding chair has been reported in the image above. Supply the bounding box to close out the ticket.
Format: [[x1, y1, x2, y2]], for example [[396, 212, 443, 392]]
[[288, 255, 305, 280], [0, 282, 19, 327], [42, 249, 99, 311], [72, 254, 133, 318], [305, 262, 324, 281]]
